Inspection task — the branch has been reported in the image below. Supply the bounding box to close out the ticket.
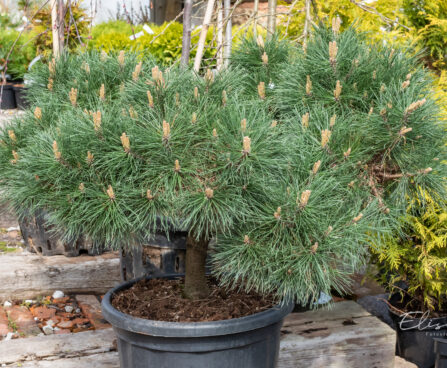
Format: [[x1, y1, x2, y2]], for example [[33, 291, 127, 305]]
[[349, 0, 410, 31]]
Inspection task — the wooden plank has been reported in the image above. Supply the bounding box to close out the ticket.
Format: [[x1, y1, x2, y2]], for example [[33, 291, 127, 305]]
[[0, 301, 395, 368], [0, 328, 116, 365], [9, 352, 119, 368], [0, 252, 121, 302], [278, 301, 396, 368]]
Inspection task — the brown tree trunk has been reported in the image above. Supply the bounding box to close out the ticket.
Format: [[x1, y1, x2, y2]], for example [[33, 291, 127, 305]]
[[184, 235, 209, 299]]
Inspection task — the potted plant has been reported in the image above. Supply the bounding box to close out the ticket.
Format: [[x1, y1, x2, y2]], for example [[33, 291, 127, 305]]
[[372, 190, 447, 368], [6, 23, 446, 367]]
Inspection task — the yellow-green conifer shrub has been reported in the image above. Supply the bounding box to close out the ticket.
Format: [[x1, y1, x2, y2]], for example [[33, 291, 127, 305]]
[[372, 190, 447, 313]]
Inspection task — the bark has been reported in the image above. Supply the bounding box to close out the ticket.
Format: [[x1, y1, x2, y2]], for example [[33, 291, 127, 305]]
[[181, 0, 193, 67], [193, 0, 216, 72], [184, 235, 209, 299], [267, 0, 277, 40], [223, 0, 232, 68], [51, 0, 64, 58]]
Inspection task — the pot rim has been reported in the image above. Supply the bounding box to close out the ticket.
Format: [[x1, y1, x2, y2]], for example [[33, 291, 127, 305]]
[[101, 274, 294, 338]]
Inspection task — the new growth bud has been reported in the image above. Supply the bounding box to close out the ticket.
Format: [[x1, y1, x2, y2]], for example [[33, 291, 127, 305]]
[[274, 207, 281, 219], [329, 41, 338, 66], [174, 159, 181, 172], [242, 136, 251, 155], [53, 141, 61, 160], [8, 130, 16, 142], [306, 75, 312, 96], [146, 189, 154, 200], [262, 52, 268, 65], [205, 187, 214, 199], [11, 150, 18, 164], [302, 112, 309, 129], [330, 114, 336, 128], [321, 129, 331, 148], [118, 51, 125, 66], [120, 133, 130, 153], [312, 160, 321, 174], [353, 213, 363, 223], [241, 118, 247, 132], [93, 111, 101, 131], [257, 35, 264, 48], [258, 82, 265, 100], [48, 78, 53, 91], [404, 98, 426, 116], [298, 190, 311, 208], [332, 16, 341, 34], [191, 112, 197, 124], [79, 183, 85, 192], [162, 121, 171, 142], [343, 147, 351, 159], [107, 185, 115, 200], [99, 84, 105, 101], [147, 91, 154, 108], [69, 88, 78, 107], [310, 242, 319, 254], [334, 80, 342, 100], [87, 151, 94, 165], [222, 90, 227, 106], [132, 61, 142, 81]]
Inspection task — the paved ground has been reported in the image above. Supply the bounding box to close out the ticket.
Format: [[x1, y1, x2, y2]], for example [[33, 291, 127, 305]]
[[0, 109, 23, 129]]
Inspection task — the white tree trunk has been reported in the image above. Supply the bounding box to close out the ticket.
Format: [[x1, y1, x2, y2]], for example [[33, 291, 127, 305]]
[[193, 0, 216, 72]]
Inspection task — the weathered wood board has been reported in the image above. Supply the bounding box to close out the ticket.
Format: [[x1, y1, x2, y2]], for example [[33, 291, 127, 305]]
[[0, 301, 396, 368], [0, 252, 121, 301], [278, 301, 396, 368], [0, 328, 116, 365]]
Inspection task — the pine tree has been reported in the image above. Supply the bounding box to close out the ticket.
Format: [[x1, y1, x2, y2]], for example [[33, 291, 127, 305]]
[[1, 25, 445, 304]]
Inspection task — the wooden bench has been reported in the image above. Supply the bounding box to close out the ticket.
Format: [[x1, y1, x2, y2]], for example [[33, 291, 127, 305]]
[[0, 301, 396, 367]]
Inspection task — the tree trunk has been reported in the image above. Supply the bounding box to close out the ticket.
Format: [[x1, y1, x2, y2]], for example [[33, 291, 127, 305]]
[[184, 235, 209, 299], [181, 0, 193, 67], [51, 0, 64, 58], [193, 0, 216, 72], [267, 0, 277, 40]]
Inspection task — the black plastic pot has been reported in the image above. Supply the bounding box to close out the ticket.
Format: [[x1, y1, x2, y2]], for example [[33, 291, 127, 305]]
[[390, 308, 447, 368], [0, 84, 16, 109], [120, 231, 187, 281], [102, 275, 294, 368], [19, 209, 105, 256], [435, 339, 447, 368], [12, 85, 29, 109]]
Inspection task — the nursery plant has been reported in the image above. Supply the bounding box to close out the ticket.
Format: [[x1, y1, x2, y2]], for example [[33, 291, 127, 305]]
[[2, 24, 446, 367]]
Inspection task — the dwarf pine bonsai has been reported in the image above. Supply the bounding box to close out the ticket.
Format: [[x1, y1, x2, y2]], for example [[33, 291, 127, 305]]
[[3, 25, 446, 304]]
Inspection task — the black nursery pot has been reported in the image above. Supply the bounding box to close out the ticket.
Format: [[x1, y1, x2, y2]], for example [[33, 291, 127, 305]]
[[0, 84, 16, 109], [435, 338, 447, 368], [12, 84, 29, 109], [390, 308, 447, 368], [102, 275, 294, 368]]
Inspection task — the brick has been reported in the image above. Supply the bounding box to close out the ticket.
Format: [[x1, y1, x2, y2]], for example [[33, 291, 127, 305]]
[[0, 307, 11, 336], [30, 306, 56, 320], [6, 306, 41, 336], [75, 295, 110, 330]]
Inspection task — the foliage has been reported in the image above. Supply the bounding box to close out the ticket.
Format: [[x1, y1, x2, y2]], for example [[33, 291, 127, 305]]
[[0, 30, 36, 80], [1, 26, 446, 304], [88, 20, 216, 68], [372, 190, 447, 313], [403, 0, 447, 70], [27, 0, 90, 56]]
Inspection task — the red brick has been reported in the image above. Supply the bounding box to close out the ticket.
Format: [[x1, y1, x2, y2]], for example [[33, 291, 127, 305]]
[[6, 306, 41, 336], [75, 295, 110, 330], [0, 307, 11, 336], [57, 320, 74, 329], [55, 328, 71, 335], [30, 306, 56, 320]]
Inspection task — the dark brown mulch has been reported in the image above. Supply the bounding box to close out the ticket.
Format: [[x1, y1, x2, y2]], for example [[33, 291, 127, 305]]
[[111, 278, 276, 322]]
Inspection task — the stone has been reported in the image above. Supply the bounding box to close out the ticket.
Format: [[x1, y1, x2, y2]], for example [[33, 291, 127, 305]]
[[3, 301, 11, 308], [64, 305, 74, 313], [45, 320, 55, 327], [52, 291, 65, 299], [57, 320, 74, 329], [75, 308, 81, 314], [53, 296, 70, 304], [42, 325, 53, 335], [4, 332, 14, 341], [24, 300, 34, 304], [6, 227, 19, 232], [54, 328, 71, 335]]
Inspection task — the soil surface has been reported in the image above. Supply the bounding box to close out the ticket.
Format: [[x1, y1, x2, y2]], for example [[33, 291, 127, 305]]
[[112, 278, 276, 322]]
